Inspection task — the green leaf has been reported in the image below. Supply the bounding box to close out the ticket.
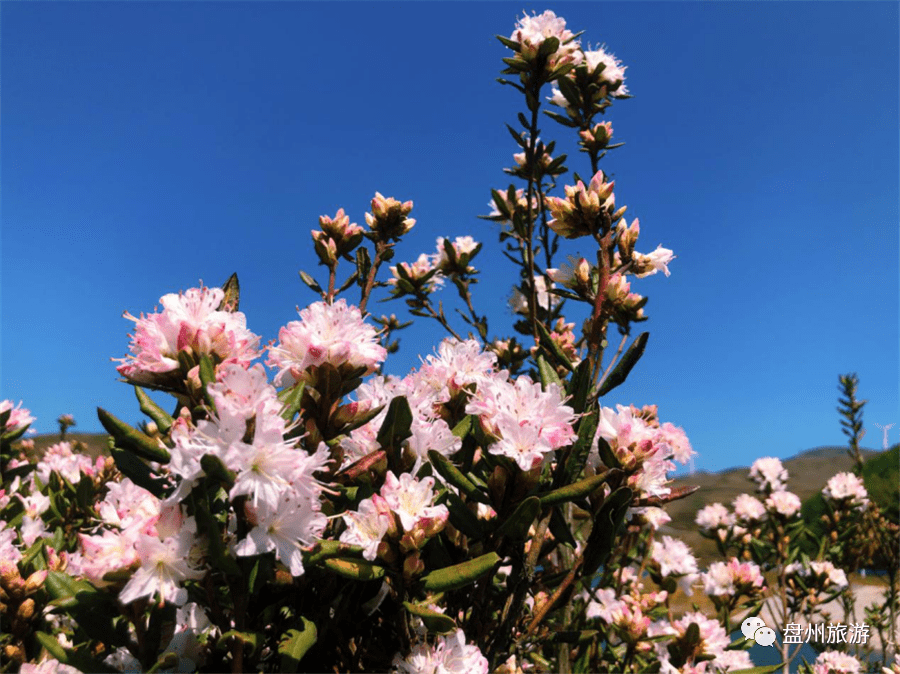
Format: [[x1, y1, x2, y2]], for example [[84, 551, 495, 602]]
[[219, 272, 240, 312], [539, 471, 609, 507], [198, 355, 217, 409], [35, 631, 68, 661], [299, 270, 324, 295], [536, 355, 563, 390], [279, 382, 306, 422], [195, 496, 241, 576], [451, 415, 473, 439], [421, 552, 500, 592], [201, 453, 236, 486], [403, 602, 456, 633], [566, 359, 593, 414], [538, 36, 560, 57], [323, 558, 386, 581], [536, 321, 574, 372], [428, 450, 487, 503], [583, 487, 632, 576], [563, 411, 599, 481], [279, 619, 317, 672], [134, 386, 173, 433], [595, 435, 620, 470], [376, 396, 413, 471], [221, 630, 262, 656], [98, 407, 170, 463], [495, 34, 520, 50], [442, 490, 487, 539], [109, 447, 168, 498], [548, 504, 577, 549], [497, 496, 541, 540], [305, 540, 366, 567], [728, 666, 783, 674], [597, 332, 649, 397]]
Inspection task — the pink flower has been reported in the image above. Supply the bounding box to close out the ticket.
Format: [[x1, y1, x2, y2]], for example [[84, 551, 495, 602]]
[[392, 629, 489, 674], [765, 490, 801, 518], [0, 400, 35, 434], [583, 46, 629, 95], [749, 456, 788, 492], [380, 472, 448, 535], [813, 650, 862, 674], [695, 503, 734, 532], [733, 494, 767, 522], [823, 472, 869, 510], [118, 519, 204, 606], [268, 299, 386, 386], [117, 286, 261, 386], [339, 496, 392, 561]]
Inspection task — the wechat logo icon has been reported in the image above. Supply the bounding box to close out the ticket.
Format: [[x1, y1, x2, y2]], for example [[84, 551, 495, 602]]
[[741, 616, 777, 647]]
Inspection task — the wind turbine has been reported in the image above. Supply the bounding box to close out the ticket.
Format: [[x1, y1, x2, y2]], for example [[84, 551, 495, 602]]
[[874, 423, 895, 451]]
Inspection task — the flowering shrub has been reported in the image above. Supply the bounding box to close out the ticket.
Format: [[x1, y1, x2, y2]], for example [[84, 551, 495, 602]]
[[1, 9, 897, 674]]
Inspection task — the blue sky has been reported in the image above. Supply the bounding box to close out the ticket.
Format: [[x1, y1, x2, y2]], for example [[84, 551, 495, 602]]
[[2, 2, 897, 474]]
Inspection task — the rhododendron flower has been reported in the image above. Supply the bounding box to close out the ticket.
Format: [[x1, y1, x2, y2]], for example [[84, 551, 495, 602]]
[[749, 456, 788, 492], [785, 560, 848, 591], [117, 285, 261, 387], [650, 535, 699, 594], [35, 441, 95, 485], [710, 650, 754, 673], [659, 611, 730, 668], [633, 245, 675, 278], [389, 253, 443, 292], [20, 659, 80, 674], [118, 519, 204, 606], [391, 628, 489, 674], [695, 503, 735, 532], [268, 299, 387, 386], [380, 472, 448, 534], [509, 10, 582, 70], [702, 558, 765, 597], [340, 496, 392, 561], [812, 650, 862, 674], [467, 374, 576, 471], [733, 493, 767, 522], [823, 471, 869, 510], [0, 400, 35, 433], [583, 46, 628, 95], [765, 490, 801, 518], [235, 495, 327, 577], [509, 275, 558, 314]]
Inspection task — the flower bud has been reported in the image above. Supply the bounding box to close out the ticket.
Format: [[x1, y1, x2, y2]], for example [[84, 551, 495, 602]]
[[402, 551, 425, 581], [365, 192, 415, 241], [4, 644, 24, 664], [23, 570, 47, 595], [17, 598, 35, 621]]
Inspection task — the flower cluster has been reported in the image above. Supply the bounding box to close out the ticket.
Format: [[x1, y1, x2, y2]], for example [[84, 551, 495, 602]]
[[822, 471, 869, 510], [116, 285, 261, 388]]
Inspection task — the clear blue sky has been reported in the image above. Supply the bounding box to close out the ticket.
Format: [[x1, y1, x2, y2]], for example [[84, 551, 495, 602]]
[[2, 2, 897, 473]]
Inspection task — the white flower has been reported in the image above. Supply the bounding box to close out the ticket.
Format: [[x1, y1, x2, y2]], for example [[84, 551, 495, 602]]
[[268, 299, 387, 386], [695, 503, 734, 531], [235, 496, 326, 577], [823, 472, 869, 510], [650, 535, 699, 584], [583, 46, 628, 93], [733, 493, 767, 522], [765, 490, 801, 518], [119, 520, 204, 606], [380, 472, 448, 533], [813, 650, 862, 674], [391, 629, 489, 674], [340, 496, 391, 561], [749, 456, 788, 492], [633, 246, 675, 278]]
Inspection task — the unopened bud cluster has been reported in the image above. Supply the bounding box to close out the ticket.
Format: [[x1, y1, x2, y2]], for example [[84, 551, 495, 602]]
[[312, 208, 364, 265], [366, 192, 415, 242]]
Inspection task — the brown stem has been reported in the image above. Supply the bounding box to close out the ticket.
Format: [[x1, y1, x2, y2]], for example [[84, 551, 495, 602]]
[[525, 558, 583, 637], [358, 242, 388, 315]]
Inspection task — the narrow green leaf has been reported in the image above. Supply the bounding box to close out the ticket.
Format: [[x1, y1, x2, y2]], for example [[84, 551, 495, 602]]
[[566, 359, 593, 414], [421, 552, 500, 592], [728, 667, 783, 674], [536, 321, 574, 372], [376, 396, 413, 471], [305, 540, 366, 567], [548, 504, 577, 549], [428, 450, 487, 503], [442, 490, 487, 539], [451, 415, 473, 439], [597, 332, 649, 397], [134, 386, 173, 433], [299, 270, 324, 295], [201, 453, 235, 486], [279, 619, 317, 672], [35, 631, 67, 661], [403, 602, 456, 633], [109, 447, 168, 498], [536, 355, 563, 390], [279, 382, 306, 422], [324, 558, 386, 581], [497, 496, 541, 540], [221, 630, 262, 656], [98, 407, 170, 463], [539, 472, 609, 507], [563, 411, 599, 481], [583, 487, 632, 576]]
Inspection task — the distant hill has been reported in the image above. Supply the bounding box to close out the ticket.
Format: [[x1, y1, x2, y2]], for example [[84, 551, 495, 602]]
[[662, 446, 887, 564]]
